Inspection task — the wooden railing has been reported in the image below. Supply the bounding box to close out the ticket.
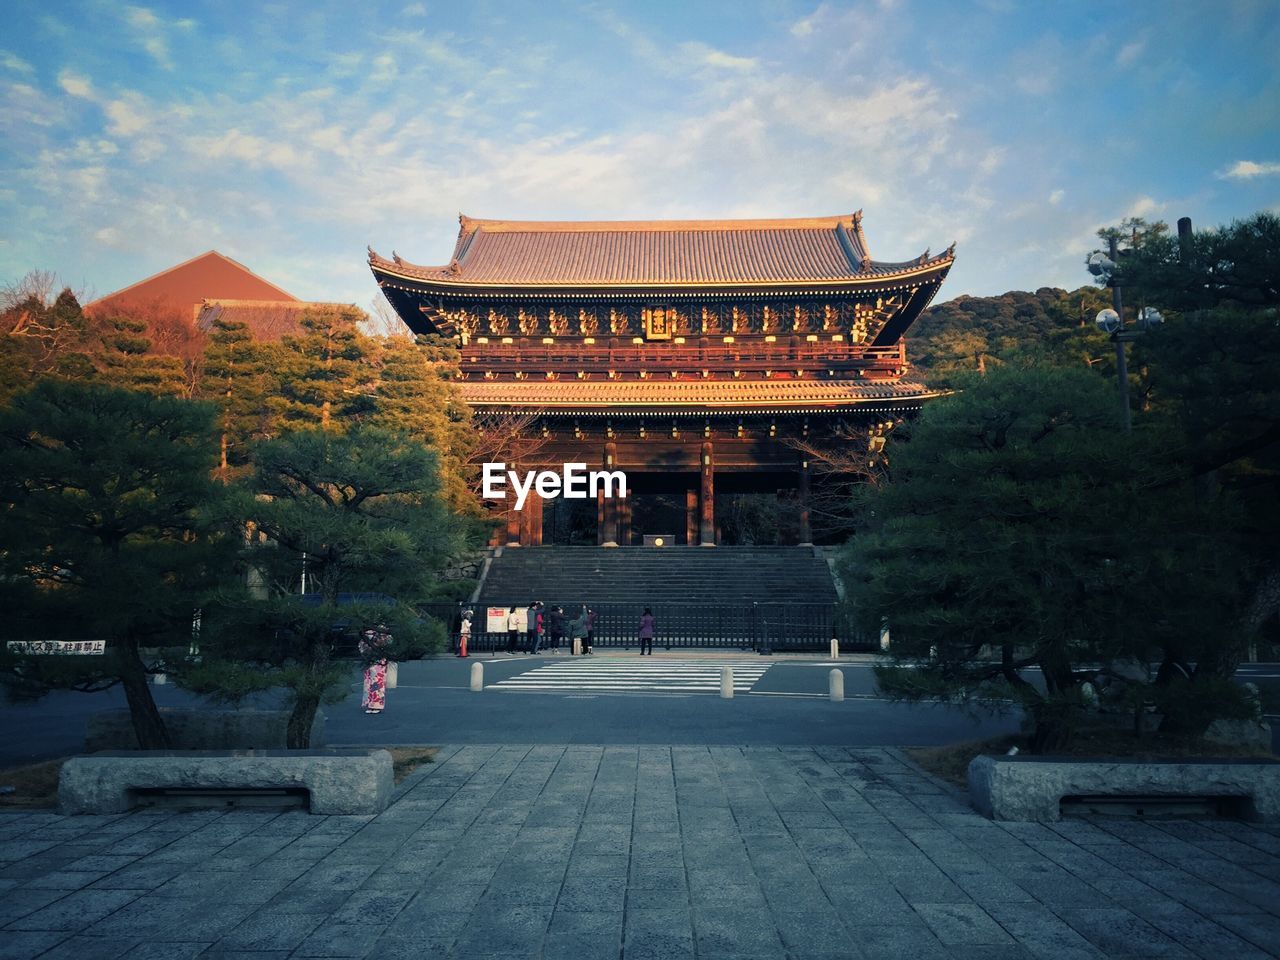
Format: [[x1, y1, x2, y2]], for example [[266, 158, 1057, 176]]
[[462, 338, 906, 372]]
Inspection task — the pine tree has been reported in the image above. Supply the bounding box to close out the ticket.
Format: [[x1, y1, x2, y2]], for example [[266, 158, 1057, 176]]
[[840, 365, 1244, 749], [187, 426, 464, 747], [0, 381, 232, 748], [267, 307, 377, 431], [90, 313, 188, 396], [198, 318, 282, 481], [0, 286, 94, 402], [367, 333, 477, 514]]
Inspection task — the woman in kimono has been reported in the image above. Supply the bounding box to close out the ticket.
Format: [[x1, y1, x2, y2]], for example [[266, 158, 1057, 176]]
[[360, 627, 390, 714]]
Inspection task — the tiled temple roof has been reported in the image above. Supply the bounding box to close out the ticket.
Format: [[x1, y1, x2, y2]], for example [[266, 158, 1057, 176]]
[[370, 213, 955, 289], [458, 378, 936, 414]]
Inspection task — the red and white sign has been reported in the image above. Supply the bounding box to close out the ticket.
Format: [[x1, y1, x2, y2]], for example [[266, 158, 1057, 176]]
[[486, 607, 525, 632]]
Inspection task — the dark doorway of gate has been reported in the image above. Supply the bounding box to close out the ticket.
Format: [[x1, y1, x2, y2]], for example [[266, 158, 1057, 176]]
[[628, 493, 687, 545], [544, 496, 597, 545]]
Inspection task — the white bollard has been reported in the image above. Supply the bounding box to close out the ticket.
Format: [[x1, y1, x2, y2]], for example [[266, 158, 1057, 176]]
[[720, 665, 734, 699], [829, 668, 844, 702], [830, 638, 839, 660], [470, 661, 484, 692], [386, 662, 398, 689]]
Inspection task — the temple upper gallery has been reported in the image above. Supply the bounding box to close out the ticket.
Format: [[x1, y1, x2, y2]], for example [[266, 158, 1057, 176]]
[[370, 212, 954, 547]]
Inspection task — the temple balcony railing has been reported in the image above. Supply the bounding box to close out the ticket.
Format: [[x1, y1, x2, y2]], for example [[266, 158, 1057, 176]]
[[460, 337, 907, 371]]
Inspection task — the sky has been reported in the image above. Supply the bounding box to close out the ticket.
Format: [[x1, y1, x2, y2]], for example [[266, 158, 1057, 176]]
[[2, 0, 1278, 312]]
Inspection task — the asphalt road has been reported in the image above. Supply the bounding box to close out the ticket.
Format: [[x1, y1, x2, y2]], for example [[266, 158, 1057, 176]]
[[2, 655, 1276, 768]]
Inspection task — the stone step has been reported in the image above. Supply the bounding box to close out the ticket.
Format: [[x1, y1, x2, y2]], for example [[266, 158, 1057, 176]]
[[476, 545, 837, 608]]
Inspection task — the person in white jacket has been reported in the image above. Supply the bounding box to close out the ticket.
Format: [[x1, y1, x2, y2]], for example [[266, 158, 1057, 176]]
[[505, 605, 520, 654]]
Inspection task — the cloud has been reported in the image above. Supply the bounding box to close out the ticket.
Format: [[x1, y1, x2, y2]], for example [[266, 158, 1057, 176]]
[[790, 6, 821, 38], [58, 70, 94, 98], [369, 53, 397, 85], [191, 128, 302, 170], [1, 52, 34, 74], [1117, 38, 1146, 67], [1218, 159, 1280, 179], [679, 42, 757, 72], [104, 97, 150, 137], [402, 2, 426, 15], [123, 5, 182, 69], [1048, 189, 1064, 205], [1, 81, 65, 130], [0, 3, 1080, 305], [1124, 195, 1165, 219], [978, 148, 1005, 176]]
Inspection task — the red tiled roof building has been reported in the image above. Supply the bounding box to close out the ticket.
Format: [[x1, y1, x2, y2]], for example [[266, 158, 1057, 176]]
[[86, 251, 299, 321], [371, 213, 954, 546]]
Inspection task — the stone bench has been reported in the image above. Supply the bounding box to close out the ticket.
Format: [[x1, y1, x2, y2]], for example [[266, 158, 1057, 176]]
[[59, 749, 393, 816], [968, 755, 1280, 822]]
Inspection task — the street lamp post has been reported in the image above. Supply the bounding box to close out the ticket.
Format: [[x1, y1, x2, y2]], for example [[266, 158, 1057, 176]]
[[1088, 239, 1163, 433]]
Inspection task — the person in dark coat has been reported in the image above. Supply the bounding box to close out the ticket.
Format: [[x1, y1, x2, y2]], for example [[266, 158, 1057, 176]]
[[583, 605, 595, 655], [638, 607, 655, 655], [525, 601, 541, 654], [548, 606, 565, 652]]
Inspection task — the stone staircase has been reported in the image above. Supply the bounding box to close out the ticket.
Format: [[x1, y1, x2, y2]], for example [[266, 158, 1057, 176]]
[[475, 545, 838, 609]]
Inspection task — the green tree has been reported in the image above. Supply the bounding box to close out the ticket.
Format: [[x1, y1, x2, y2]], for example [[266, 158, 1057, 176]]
[[0, 284, 95, 402], [267, 307, 377, 431], [840, 365, 1245, 749], [188, 426, 466, 747], [91, 313, 188, 396], [1115, 212, 1280, 667], [1, 279, 191, 401], [0, 381, 231, 748], [912, 286, 1114, 386], [197, 318, 283, 481], [1094, 212, 1279, 311], [367, 333, 476, 514]]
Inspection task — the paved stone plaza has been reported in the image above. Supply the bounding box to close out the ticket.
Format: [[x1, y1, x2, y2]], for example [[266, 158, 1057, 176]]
[[1, 745, 1279, 959]]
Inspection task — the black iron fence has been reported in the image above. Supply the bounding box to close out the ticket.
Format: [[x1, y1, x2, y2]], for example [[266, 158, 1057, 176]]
[[418, 601, 875, 654]]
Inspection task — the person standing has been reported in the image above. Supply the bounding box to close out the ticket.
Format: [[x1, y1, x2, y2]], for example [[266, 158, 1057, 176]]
[[570, 606, 587, 655], [526, 601, 542, 654], [638, 607, 654, 656], [360, 627, 390, 714], [458, 609, 472, 658], [506, 605, 520, 654], [584, 606, 595, 655], [549, 605, 565, 653]]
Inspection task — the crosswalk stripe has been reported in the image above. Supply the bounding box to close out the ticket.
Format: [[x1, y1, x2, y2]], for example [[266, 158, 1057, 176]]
[[488, 658, 772, 695]]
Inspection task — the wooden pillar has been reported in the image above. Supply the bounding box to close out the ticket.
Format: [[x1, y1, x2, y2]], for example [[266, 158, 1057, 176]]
[[529, 491, 544, 546], [601, 442, 618, 546], [506, 461, 523, 546], [685, 488, 698, 545], [619, 490, 632, 546], [506, 503, 521, 546], [596, 488, 606, 545], [798, 457, 812, 546], [519, 498, 533, 546], [699, 441, 715, 546]]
